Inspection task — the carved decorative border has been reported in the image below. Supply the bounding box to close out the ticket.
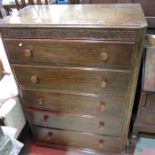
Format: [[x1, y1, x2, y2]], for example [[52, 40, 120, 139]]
[[0, 28, 139, 41]]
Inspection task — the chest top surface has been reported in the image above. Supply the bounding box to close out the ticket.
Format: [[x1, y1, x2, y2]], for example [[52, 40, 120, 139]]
[[0, 4, 147, 28]]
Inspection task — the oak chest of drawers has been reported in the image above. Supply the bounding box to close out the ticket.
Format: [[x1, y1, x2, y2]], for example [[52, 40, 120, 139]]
[[0, 4, 147, 155]]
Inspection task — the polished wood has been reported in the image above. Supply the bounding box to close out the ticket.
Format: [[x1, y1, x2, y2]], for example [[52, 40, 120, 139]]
[[12, 65, 130, 96], [20, 88, 128, 116], [1, 0, 49, 19], [81, 0, 155, 28], [0, 4, 147, 29], [15, 0, 48, 10], [27, 108, 124, 136], [0, 4, 147, 155], [33, 126, 123, 153], [4, 39, 134, 70]]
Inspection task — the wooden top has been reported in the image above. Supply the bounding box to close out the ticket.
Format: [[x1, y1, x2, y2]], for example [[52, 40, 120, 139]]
[[0, 4, 147, 28]]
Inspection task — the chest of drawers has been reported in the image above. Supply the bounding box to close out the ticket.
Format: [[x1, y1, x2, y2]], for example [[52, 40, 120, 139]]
[[0, 4, 147, 155]]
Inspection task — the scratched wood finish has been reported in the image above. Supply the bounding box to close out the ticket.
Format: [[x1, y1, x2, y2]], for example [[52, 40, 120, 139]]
[[27, 109, 124, 136], [13, 65, 130, 96], [33, 126, 122, 153], [81, 0, 155, 28], [4, 39, 134, 69], [0, 4, 147, 155], [20, 89, 128, 116], [0, 4, 147, 28]]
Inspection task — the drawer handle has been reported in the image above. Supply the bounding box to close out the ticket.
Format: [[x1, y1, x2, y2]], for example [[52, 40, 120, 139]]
[[30, 75, 39, 84], [99, 121, 105, 130], [47, 132, 53, 140], [99, 139, 104, 148], [37, 97, 44, 105], [99, 102, 106, 111], [101, 79, 107, 88], [100, 51, 109, 61], [18, 42, 23, 47], [24, 49, 32, 58], [43, 114, 49, 122]]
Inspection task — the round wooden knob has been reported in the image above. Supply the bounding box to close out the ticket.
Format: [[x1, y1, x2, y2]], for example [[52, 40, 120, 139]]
[[101, 80, 107, 88], [99, 121, 105, 130], [30, 75, 38, 84], [99, 139, 104, 148], [47, 132, 53, 140], [43, 114, 49, 122], [18, 42, 23, 47], [24, 49, 32, 58], [37, 97, 44, 105], [100, 51, 109, 61], [99, 102, 106, 111]]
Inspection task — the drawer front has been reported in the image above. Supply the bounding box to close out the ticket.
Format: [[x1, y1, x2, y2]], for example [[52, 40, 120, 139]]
[[13, 65, 130, 96], [33, 126, 122, 153], [139, 109, 155, 125], [5, 39, 134, 69], [27, 109, 124, 136], [143, 94, 155, 111], [21, 89, 128, 116]]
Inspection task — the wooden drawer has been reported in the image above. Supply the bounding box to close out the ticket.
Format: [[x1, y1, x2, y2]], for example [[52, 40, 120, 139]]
[[139, 108, 155, 125], [27, 109, 124, 136], [13, 65, 130, 96], [21, 89, 128, 116], [5, 39, 134, 69], [33, 126, 122, 153], [143, 93, 155, 111]]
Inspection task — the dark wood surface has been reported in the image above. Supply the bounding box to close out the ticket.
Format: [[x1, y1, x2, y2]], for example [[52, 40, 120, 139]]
[[0, 4, 147, 155], [27, 108, 124, 136], [1, 28, 139, 41], [133, 92, 155, 134], [139, 108, 155, 124], [81, 0, 155, 28], [12, 65, 130, 96], [33, 126, 123, 153], [20, 88, 128, 116], [0, 4, 147, 29], [4, 39, 134, 70], [143, 93, 155, 110], [131, 35, 155, 153]]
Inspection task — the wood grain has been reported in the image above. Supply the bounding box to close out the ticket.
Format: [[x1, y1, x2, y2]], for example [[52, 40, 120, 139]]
[[20, 88, 128, 116], [4, 39, 134, 70], [33, 126, 122, 153], [12, 64, 131, 96], [0, 4, 147, 154], [27, 108, 124, 136]]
